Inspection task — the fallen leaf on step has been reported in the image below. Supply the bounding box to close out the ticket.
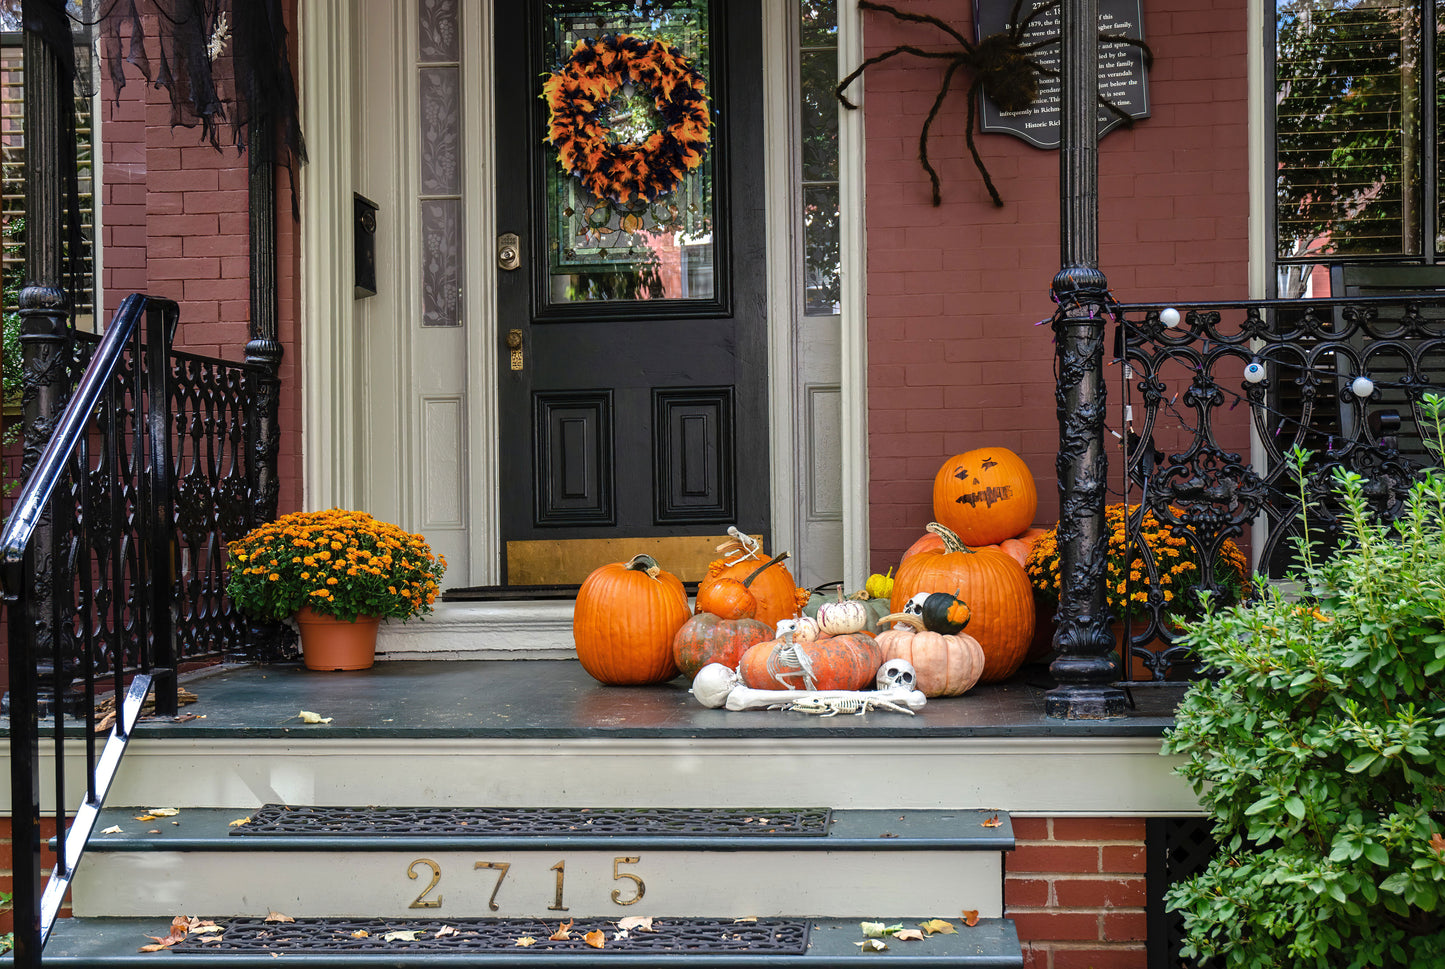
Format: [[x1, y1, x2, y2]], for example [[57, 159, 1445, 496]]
[[148, 829, 161, 834], [264, 911, 295, 924], [190, 925, 224, 936], [298, 710, 332, 724], [549, 920, 573, 941], [920, 919, 956, 935], [229, 817, 251, 827], [962, 909, 980, 927], [583, 930, 606, 948], [894, 929, 925, 941], [350, 930, 370, 939], [382, 930, 420, 942], [148, 808, 181, 817], [981, 813, 1002, 827], [860, 922, 902, 938], [434, 925, 457, 938], [732, 917, 757, 923], [515, 936, 536, 947], [616, 916, 654, 932], [102, 825, 123, 834], [137, 917, 190, 951], [855, 939, 888, 951]]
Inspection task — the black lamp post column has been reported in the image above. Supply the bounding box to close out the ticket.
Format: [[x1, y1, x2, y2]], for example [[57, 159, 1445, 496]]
[[1046, 0, 1127, 718], [243, 118, 288, 662]]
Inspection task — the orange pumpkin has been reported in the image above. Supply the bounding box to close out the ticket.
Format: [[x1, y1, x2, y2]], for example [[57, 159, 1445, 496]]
[[673, 612, 774, 679], [931, 447, 1038, 546], [738, 632, 882, 691], [902, 524, 1045, 567], [889, 523, 1035, 683], [698, 550, 802, 627], [876, 614, 986, 697], [573, 554, 690, 685]]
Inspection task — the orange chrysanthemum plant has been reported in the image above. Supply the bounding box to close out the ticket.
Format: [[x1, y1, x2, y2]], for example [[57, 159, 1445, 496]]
[[226, 509, 447, 623], [1024, 504, 1250, 625]]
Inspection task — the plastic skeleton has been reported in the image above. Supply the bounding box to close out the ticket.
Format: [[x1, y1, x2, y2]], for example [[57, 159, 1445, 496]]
[[689, 661, 926, 716]]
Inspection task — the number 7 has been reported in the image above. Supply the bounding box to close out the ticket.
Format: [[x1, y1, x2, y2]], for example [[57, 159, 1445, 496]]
[[474, 861, 511, 912]]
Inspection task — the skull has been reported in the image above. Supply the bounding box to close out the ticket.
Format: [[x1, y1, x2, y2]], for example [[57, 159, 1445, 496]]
[[876, 659, 917, 692], [903, 592, 930, 617], [774, 619, 799, 639]]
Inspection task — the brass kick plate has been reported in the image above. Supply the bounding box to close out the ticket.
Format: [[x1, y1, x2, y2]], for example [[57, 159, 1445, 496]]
[[506, 535, 764, 586]]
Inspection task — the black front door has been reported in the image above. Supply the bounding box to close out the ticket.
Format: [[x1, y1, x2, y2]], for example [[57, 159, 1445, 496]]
[[494, 0, 768, 585]]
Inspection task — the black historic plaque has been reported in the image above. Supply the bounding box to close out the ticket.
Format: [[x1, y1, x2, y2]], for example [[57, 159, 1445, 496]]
[[973, 0, 1149, 149]]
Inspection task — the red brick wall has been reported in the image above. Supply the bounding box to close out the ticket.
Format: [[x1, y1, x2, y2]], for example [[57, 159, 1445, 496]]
[[1007, 816, 1148, 969], [0, 815, 72, 936], [863, 0, 1251, 569], [100, 4, 304, 515]]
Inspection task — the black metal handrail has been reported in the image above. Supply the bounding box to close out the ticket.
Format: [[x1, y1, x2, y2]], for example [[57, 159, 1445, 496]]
[[1109, 292, 1445, 679], [0, 290, 278, 964]]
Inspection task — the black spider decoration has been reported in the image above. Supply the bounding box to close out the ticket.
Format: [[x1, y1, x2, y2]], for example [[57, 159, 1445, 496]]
[[836, 0, 1154, 207]]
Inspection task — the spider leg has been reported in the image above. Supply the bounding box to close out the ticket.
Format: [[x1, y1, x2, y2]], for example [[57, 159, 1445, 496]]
[[961, 77, 1005, 208], [1099, 32, 1154, 70], [858, 0, 974, 49], [917, 59, 969, 206], [836, 44, 958, 109]]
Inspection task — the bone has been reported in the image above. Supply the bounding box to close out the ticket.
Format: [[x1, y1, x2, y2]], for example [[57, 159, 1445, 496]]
[[723, 685, 927, 712]]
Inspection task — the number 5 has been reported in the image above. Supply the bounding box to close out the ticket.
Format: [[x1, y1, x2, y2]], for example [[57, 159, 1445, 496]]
[[611, 855, 645, 905]]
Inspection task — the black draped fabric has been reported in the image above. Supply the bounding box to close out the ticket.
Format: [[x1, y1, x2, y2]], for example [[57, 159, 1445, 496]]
[[20, 0, 305, 173]]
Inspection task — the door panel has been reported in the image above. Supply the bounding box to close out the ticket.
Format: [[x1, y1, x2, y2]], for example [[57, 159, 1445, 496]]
[[494, 0, 768, 585]]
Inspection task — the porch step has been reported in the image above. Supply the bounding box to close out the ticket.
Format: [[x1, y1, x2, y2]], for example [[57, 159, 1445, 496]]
[[70, 807, 1013, 919], [40, 915, 1024, 967]]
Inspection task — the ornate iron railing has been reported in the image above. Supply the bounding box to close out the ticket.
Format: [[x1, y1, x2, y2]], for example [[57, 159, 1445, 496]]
[[1108, 294, 1445, 681], [1, 294, 271, 957]]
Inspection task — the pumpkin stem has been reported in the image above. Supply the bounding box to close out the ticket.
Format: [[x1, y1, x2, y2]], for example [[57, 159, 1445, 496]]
[[625, 553, 663, 579], [881, 612, 925, 631], [741, 551, 789, 588], [926, 522, 975, 554]]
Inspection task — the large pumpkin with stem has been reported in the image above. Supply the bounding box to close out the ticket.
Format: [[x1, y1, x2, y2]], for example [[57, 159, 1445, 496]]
[[890, 523, 1034, 683], [698, 546, 804, 627], [673, 554, 789, 678], [931, 447, 1038, 547], [573, 554, 690, 685]]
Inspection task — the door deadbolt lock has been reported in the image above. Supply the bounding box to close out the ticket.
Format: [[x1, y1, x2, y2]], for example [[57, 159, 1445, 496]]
[[497, 232, 521, 271], [506, 329, 524, 371]]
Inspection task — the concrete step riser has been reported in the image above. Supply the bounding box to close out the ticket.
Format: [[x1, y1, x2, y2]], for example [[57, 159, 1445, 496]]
[[73, 847, 1002, 919]]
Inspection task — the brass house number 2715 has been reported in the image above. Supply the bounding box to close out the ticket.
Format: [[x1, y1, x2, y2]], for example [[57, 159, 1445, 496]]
[[407, 857, 646, 911]]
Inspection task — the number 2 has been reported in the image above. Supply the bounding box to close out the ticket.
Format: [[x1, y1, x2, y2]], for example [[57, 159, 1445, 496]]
[[407, 858, 442, 909]]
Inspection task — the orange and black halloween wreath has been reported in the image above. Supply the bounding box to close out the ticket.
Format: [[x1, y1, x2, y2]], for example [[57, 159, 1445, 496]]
[[543, 33, 711, 205]]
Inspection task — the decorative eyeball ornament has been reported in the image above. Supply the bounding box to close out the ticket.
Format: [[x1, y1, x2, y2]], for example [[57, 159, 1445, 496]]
[[1159, 307, 1181, 328], [1351, 374, 1375, 398], [690, 663, 741, 708], [877, 658, 918, 692], [1244, 360, 1266, 384]]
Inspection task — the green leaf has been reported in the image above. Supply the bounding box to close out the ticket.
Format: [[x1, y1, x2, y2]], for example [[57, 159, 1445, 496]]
[[1345, 753, 1378, 773], [1362, 842, 1389, 867], [1284, 796, 1307, 820]]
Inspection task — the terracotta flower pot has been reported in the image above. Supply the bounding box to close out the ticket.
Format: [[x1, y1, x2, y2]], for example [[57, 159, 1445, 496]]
[[295, 606, 380, 671]]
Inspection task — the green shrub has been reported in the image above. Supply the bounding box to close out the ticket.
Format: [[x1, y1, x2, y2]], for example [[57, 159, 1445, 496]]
[[1162, 396, 1445, 969]]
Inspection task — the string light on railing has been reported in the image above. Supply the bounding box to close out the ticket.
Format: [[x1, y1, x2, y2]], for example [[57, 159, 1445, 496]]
[[1243, 360, 1266, 384], [1351, 374, 1375, 398], [1159, 307, 1181, 328]]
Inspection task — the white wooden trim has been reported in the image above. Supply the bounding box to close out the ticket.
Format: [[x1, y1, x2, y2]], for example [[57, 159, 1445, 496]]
[[465, 1, 500, 585], [1247, 0, 1268, 556], [298, 1, 358, 510], [22, 736, 1199, 816], [837, 0, 870, 588], [763, 0, 799, 569]]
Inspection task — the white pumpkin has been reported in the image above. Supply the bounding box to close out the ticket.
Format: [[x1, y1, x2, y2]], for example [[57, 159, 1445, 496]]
[[816, 597, 869, 635]]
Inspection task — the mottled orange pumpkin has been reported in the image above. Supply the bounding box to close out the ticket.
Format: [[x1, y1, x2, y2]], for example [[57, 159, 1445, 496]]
[[931, 447, 1038, 546], [876, 614, 986, 697], [573, 554, 690, 685], [738, 632, 882, 691], [672, 612, 774, 679], [889, 523, 1034, 683]]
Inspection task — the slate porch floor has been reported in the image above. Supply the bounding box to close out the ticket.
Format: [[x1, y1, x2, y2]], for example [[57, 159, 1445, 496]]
[[117, 658, 1187, 739]]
